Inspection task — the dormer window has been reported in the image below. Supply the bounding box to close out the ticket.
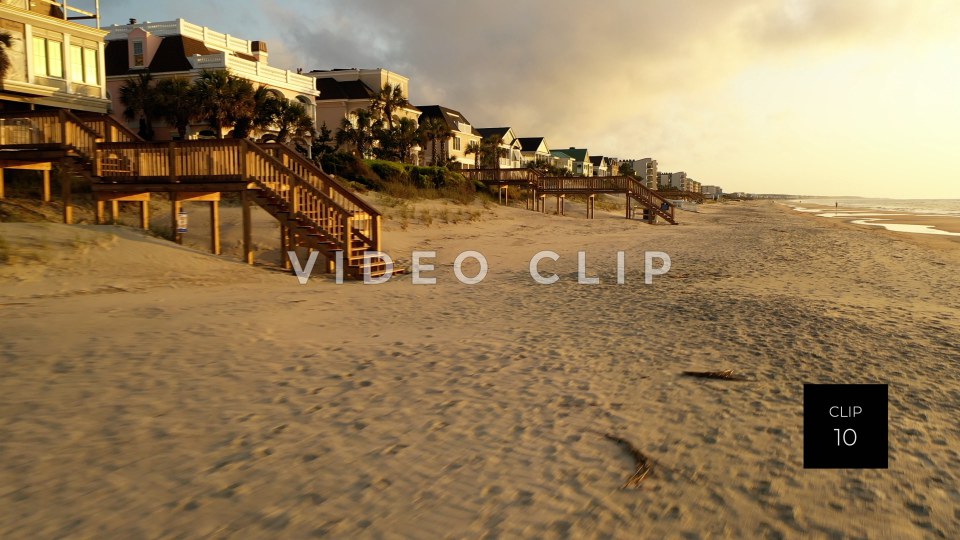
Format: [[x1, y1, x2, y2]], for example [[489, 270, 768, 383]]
[[132, 40, 144, 67]]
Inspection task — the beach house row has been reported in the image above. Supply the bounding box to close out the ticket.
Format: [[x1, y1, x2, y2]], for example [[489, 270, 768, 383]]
[[0, 8, 691, 183]]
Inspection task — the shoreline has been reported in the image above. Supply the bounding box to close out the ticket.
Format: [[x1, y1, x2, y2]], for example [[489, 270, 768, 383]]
[[782, 201, 960, 236]]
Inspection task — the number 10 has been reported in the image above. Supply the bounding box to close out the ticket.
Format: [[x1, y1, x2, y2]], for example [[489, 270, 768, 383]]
[[834, 428, 857, 446]]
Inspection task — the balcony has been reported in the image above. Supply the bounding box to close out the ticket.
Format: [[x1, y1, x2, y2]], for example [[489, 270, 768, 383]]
[[106, 19, 254, 55], [187, 53, 317, 95]]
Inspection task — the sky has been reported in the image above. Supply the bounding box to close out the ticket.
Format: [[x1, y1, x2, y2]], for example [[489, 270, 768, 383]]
[[98, 1, 960, 198]]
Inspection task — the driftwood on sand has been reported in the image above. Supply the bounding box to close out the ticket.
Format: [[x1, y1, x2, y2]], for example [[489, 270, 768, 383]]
[[681, 369, 753, 381], [602, 433, 653, 489]]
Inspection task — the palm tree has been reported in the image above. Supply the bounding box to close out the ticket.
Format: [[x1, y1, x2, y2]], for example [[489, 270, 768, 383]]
[[464, 140, 481, 168], [369, 83, 409, 130], [232, 85, 273, 139], [271, 100, 314, 143], [338, 108, 376, 157], [480, 134, 507, 169], [119, 71, 158, 140], [418, 116, 450, 166], [190, 70, 255, 139], [153, 77, 196, 140], [386, 117, 419, 163], [0, 31, 13, 82]]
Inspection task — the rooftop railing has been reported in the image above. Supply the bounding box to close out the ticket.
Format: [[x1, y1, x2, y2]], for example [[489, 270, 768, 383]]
[[186, 53, 317, 95]]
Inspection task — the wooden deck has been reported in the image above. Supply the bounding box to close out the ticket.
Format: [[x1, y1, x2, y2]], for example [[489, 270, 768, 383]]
[[0, 111, 385, 280], [461, 168, 678, 224]]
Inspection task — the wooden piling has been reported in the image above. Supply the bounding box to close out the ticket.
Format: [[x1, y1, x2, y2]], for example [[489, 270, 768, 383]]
[[210, 200, 221, 255], [140, 200, 150, 230], [241, 190, 253, 264], [41, 170, 51, 202], [171, 197, 182, 244]]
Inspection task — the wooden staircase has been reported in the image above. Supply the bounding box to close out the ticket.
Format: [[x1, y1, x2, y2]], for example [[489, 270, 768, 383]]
[[462, 168, 678, 224], [0, 111, 385, 280]]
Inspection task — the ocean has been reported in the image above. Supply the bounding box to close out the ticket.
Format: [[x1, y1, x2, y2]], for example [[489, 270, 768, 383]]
[[786, 198, 960, 237], [791, 198, 960, 216]]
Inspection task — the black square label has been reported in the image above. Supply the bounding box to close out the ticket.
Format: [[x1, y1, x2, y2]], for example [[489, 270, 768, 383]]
[[803, 384, 888, 469]]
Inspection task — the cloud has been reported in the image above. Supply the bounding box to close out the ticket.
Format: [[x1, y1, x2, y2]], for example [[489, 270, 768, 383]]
[[103, 1, 960, 196], [263, 1, 757, 147]]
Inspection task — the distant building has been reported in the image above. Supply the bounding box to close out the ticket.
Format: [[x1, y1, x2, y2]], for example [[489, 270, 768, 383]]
[[553, 147, 593, 176], [589, 155, 610, 177], [606, 157, 620, 176], [518, 136, 554, 167], [476, 127, 523, 169], [549, 149, 575, 174], [308, 67, 420, 139], [702, 185, 723, 199], [0, 0, 110, 113], [667, 171, 689, 191], [104, 18, 318, 139], [416, 104, 481, 168], [626, 158, 658, 189]]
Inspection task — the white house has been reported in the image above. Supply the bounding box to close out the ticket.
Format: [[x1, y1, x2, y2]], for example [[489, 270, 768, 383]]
[[477, 127, 523, 169], [416, 104, 481, 168], [309, 68, 420, 136], [0, 0, 110, 113], [104, 18, 319, 139], [518, 137, 553, 166]]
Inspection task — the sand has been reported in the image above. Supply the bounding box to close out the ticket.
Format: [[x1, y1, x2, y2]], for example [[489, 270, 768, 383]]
[[1, 199, 959, 538]]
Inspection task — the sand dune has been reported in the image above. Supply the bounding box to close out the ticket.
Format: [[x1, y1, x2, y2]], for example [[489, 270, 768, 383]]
[[1, 200, 959, 538]]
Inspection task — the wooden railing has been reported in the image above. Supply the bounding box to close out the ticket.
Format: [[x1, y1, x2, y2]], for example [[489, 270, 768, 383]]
[[0, 110, 103, 160], [97, 140, 248, 179], [623, 176, 675, 223], [95, 139, 369, 252], [657, 188, 705, 203], [242, 141, 357, 251], [461, 168, 539, 185], [459, 168, 676, 223], [258, 143, 381, 250], [76, 113, 143, 143]]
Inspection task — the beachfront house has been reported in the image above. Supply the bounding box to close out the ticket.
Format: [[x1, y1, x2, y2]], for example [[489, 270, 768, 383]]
[[476, 127, 523, 169], [590, 155, 610, 177], [553, 147, 593, 177], [518, 137, 554, 167], [416, 104, 481, 168], [309, 68, 420, 141], [0, 0, 110, 114], [606, 157, 620, 176], [549, 150, 575, 174], [104, 18, 318, 140]]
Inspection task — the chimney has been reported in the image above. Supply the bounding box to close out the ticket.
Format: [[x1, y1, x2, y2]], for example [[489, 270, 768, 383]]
[[252, 41, 268, 63]]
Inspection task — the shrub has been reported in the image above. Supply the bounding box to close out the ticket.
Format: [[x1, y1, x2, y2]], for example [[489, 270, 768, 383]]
[[366, 160, 406, 184], [321, 152, 381, 189]]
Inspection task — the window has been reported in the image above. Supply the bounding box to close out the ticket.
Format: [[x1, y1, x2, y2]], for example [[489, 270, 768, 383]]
[[453, 137, 461, 151], [132, 41, 144, 67], [70, 44, 99, 85], [32, 36, 63, 78]]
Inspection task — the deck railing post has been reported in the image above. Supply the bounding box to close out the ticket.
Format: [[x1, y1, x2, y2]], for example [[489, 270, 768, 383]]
[[58, 110, 68, 145], [168, 142, 178, 183], [341, 212, 351, 253]]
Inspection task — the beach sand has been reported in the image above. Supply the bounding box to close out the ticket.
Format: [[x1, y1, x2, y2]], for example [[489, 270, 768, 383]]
[[1, 199, 959, 538]]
